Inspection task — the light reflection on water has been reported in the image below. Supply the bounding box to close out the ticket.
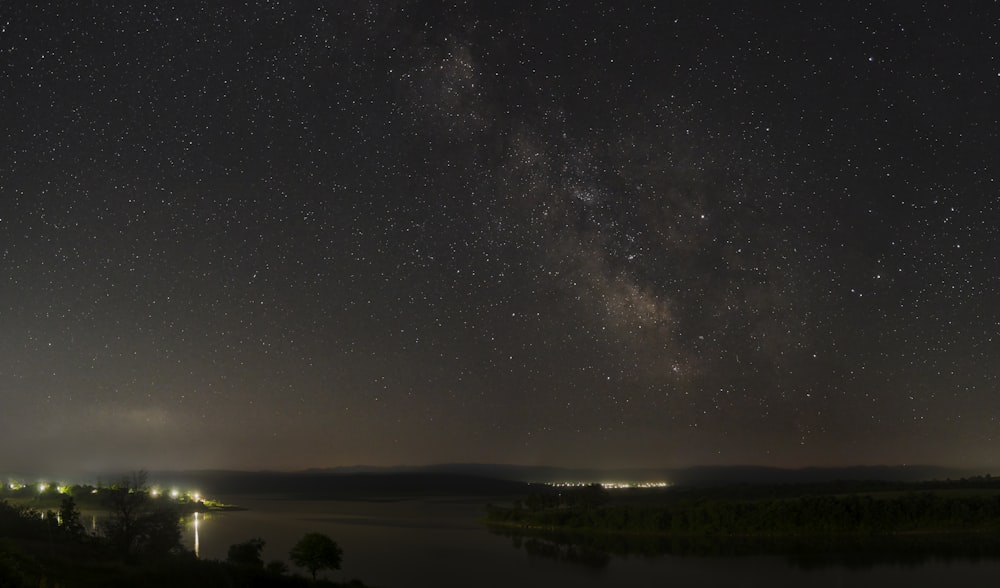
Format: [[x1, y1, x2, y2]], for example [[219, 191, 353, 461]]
[[182, 511, 211, 558]]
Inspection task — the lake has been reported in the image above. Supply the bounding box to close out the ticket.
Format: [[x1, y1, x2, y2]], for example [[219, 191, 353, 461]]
[[180, 496, 1000, 587]]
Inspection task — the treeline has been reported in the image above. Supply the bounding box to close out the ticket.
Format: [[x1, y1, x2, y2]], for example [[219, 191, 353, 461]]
[[663, 474, 1000, 503], [558, 475, 1000, 508], [486, 491, 1000, 536]]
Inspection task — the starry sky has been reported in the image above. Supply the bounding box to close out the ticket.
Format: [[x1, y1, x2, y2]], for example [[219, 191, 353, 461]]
[[2, 1, 999, 476]]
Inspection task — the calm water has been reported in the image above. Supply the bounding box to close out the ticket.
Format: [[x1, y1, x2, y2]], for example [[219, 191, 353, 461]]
[[180, 496, 1000, 588]]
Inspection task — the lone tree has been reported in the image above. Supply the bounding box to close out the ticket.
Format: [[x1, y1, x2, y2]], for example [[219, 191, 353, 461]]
[[289, 532, 342, 580]]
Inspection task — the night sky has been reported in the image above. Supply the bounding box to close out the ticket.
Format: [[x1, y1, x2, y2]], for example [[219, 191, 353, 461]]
[[2, 1, 999, 476]]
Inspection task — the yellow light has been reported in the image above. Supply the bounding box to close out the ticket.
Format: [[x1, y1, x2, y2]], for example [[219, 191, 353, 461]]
[[170, 489, 180, 499]]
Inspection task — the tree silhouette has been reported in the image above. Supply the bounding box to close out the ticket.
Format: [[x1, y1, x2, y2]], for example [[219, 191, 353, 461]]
[[100, 471, 151, 558], [58, 496, 85, 540], [289, 532, 342, 580], [100, 470, 180, 559], [227, 537, 265, 569], [265, 560, 289, 575]]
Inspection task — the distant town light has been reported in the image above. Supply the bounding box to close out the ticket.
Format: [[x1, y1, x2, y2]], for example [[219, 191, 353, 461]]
[[549, 481, 671, 489]]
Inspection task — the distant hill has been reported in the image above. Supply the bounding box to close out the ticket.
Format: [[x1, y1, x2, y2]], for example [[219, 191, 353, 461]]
[[298, 463, 989, 486], [151, 463, 997, 499], [661, 465, 987, 487], [154, 469, 531, 499]]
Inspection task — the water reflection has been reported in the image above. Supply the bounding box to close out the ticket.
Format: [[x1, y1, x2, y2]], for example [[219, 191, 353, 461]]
[[511, 534, 611, 569], [489, 525, 1000, 570], [182, 511, 211, 558]]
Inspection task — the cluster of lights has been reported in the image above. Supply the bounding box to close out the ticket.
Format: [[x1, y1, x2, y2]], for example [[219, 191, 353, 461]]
[[4, 478, 204, 502], [549, 481, 671, 489], [600, 481, 670, 489], [151, 487, 200, 501]]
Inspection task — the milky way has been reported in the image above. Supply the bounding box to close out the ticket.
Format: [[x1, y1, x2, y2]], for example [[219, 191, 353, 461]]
[[2, 1, 998, 475]]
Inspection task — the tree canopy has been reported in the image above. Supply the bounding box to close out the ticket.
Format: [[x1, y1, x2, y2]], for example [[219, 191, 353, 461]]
[[289, 532, 342, 580]]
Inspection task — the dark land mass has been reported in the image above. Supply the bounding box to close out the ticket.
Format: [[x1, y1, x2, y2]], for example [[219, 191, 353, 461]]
[[283, 463, 993, 486], [481, 474, 1000, 570], [140, 463, 999, 500], [154, 470, 533, 500], [484, 474, 1000, 537], [12, 464, 996, 498]]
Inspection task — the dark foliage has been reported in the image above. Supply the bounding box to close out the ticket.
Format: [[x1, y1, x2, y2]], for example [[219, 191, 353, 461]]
[[0, 478, 373, 587], [58, 496, 86, 540], [0, 539, 42, 588], [227, 537, 266, 569], [487, 490, 1000, 536], [100, 471, 179, 560]]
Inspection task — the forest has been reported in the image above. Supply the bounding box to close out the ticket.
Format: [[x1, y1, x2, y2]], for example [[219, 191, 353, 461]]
[[485, 477, 1000, 537]]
